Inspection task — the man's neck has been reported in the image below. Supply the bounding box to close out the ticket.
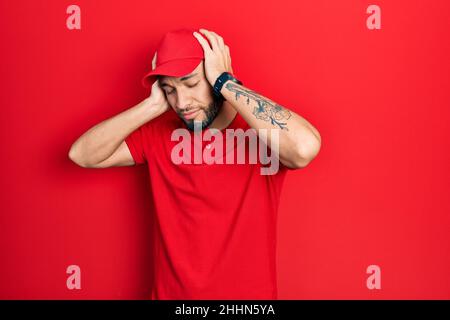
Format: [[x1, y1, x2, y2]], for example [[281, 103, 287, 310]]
[[207, 101, 237, 131]]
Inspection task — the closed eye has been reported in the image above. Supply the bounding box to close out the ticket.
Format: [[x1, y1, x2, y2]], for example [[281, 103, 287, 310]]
[[165, 81, 199, 95], [186, 81, 200, 88]]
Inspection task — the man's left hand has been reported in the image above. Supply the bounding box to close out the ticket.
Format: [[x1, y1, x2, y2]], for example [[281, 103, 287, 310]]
[[193, 28, 234, 87]]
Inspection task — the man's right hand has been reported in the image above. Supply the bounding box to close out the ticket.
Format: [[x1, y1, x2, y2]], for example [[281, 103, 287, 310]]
[[146, 51, 170, 114]]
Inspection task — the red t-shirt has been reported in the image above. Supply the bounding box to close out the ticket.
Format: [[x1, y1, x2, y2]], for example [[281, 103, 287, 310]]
[[125, 108, 289, 299]]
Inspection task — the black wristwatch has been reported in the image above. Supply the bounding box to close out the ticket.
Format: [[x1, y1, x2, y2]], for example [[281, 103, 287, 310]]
[[213, 72, 242, 100]]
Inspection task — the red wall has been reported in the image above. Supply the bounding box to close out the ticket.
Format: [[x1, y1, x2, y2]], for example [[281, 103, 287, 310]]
[[1, 0, 449, 299]]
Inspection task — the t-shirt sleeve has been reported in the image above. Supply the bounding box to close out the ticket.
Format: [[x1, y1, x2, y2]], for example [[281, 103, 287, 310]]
[[125, 124, 149, 165], [279, 160, 294, 171]]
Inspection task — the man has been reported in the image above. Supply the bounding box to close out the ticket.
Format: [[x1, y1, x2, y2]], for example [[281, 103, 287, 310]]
[[68, 28, 321, 299]]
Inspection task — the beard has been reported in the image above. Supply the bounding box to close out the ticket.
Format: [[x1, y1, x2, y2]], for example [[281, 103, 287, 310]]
[[179, 95, 224, 131]]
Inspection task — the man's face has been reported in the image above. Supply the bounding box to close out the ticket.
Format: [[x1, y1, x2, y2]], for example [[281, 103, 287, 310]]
[[158, 60, 223, 131]]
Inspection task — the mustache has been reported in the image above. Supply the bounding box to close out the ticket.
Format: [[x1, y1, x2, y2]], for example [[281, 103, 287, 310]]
[[177, 106, 205, 115]]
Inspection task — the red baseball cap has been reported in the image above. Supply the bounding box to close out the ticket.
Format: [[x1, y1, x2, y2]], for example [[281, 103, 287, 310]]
[[141, 28, 210, 88]]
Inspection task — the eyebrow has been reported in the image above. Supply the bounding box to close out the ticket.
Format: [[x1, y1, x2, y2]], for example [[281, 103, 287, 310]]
[[160, 73, 198, 87]]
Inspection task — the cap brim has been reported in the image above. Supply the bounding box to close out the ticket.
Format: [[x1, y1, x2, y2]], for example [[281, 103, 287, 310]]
[[141, 58, 203, 88]]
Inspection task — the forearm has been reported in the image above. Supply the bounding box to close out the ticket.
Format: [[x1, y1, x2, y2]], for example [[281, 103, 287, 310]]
[[220, 80, 321, 168], [69, 98, 163, 167]]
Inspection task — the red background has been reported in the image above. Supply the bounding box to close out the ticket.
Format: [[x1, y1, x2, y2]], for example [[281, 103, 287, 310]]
[[1, 0, 449, 299]]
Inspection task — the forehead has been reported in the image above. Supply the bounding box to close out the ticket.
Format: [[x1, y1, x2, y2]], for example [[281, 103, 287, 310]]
[[159, 61, 203, 86], [159, 72, 198, 84]]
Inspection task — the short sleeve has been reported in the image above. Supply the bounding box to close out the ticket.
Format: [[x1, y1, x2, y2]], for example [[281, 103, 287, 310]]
[[125, 124, 148, 165], [279, 160, 294, 171]]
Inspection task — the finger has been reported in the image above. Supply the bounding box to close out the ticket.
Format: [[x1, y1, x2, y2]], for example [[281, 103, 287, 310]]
[[225, 46, 233, 73], [193, 31, 213, 53], [224, 45, 231, 62], [152, 51, 157, 70], [209, 31, 225, 49], [198, 29, 220, 51]]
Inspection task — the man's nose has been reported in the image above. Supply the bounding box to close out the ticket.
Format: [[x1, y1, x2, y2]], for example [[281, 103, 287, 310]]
[[175, 91, 193, 111]]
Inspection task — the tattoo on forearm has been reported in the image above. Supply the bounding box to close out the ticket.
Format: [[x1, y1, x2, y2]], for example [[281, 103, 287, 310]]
[[224, 82, 292, 130]]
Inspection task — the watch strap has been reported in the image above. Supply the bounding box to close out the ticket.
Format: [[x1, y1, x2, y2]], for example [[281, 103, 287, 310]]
[[213, 72, 242, 99]]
